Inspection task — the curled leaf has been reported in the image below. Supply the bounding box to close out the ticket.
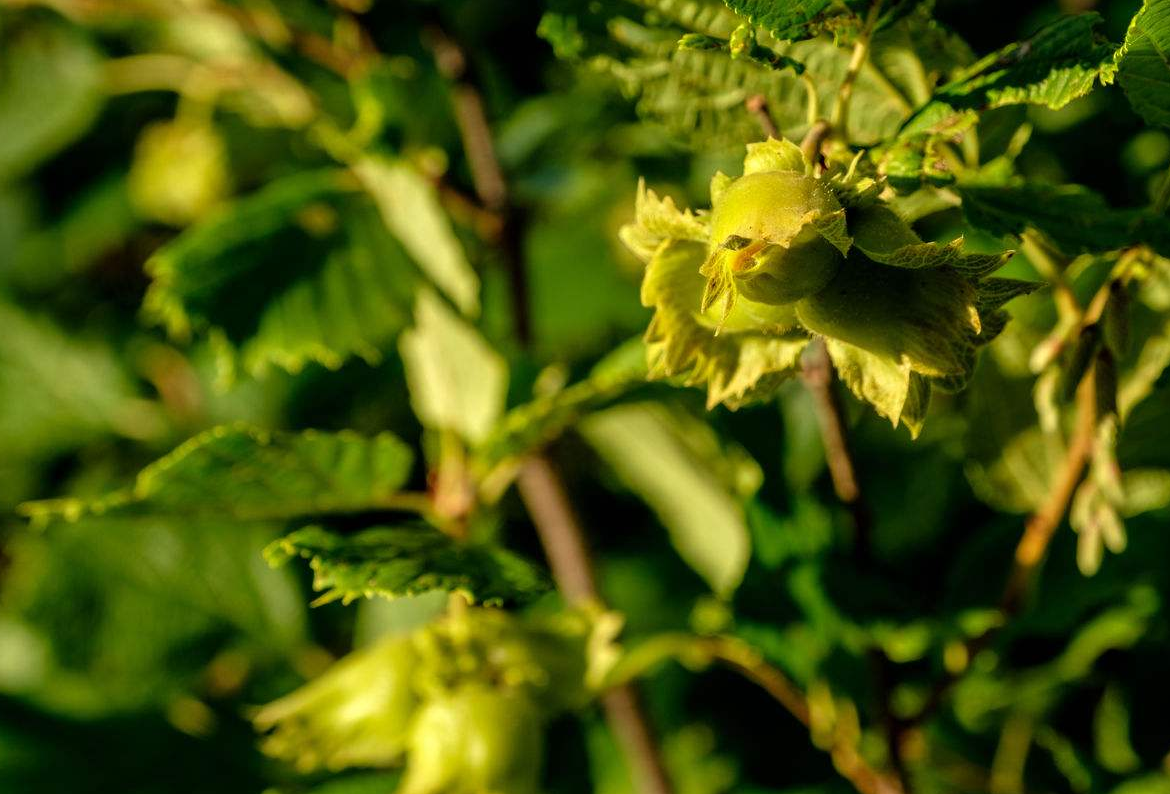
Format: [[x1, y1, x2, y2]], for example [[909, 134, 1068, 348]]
[[619, 179, 709, 263]]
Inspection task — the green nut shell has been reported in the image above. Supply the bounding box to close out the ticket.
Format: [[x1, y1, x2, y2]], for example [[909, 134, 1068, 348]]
[[795, 252, 979, 378], [710, 171, 839, 244], [401, 685, 543, 794], [709, 171, 844, 305]]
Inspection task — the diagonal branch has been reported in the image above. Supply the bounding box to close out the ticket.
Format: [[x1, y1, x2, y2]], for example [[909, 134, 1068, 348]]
[[425, 26, 675, 794], [800, 337, 873, 559], [517, 457, 675, 794]]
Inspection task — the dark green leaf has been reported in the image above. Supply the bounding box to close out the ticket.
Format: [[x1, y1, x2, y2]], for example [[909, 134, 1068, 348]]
[[959, 181, 1170, 255], [265, 525, 549, 606], [1116, 0, 1170, 128], [0, 299, 163, 467], [903, 14, 1118, 137], [144, 171, 419, 378], [0, 518, 305, 714], [21, 424, 415, 524], [722, 0, 839, 43]]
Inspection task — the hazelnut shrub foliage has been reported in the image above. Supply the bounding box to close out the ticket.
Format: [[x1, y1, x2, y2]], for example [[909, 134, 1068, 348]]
[[7, 0, 1170, 793]]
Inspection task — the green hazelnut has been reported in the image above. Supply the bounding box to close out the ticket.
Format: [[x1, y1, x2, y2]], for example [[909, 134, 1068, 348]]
[[401, 684, 543, 794], [708, 171, 844, 306]]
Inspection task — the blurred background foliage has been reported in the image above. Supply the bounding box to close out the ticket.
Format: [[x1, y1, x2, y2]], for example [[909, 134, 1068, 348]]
[[0, 0, 1169, 793]]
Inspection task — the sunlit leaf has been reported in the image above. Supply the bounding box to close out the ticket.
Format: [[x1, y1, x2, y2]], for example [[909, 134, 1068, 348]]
[[580, 402, 756, 596], [21, 424, 415, 524], [354, 156, 480, 316], [399, 290, 509, 444]]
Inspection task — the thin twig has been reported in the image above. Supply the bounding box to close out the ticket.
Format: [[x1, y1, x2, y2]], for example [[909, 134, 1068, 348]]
[[425, 26, 529, 341], [745, 94, 779, 139], [703, 638, 904, 794], [605, 632, 904, 794], [801, 120, 833, 172], [1002, 376, 1097, 611], [425, 26, 674, 794], [801, 338, 872, 560], [517, 457, 676, 794], [799, 339, 901, 789], [829, 1, 881, 134], [515, 456, 600, 604]]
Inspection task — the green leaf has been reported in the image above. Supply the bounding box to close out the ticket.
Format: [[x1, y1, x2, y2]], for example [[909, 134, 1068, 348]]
[[11, 174, 138, 289], [824, 338, 923, 436], [849, 204, 1011, 273], [966, 426, 1052, 513], [629, 0, 742, 38], [1120, 468, 1170, 516], [306, 773, 404, 794], [952, 588, 1156, 726], [976, 277, 1044, 311], [1109, 776, 1170, 794], [902, 14, 1119, 137], [1116, 0, 1170, 128], [399, 290, 509, 444], [747, 496, 834, 569], [144, 170, 421, 378], [265, 525, 549, 606], [21, 424, 415, 525], [959, 181, 1170, 256], [0, 299, 164, 465], [0, 19, 103, 182], [354, 156, 480, 316], [474, 338, 649, 474], [587, 13, 923, 146], [580, 402, 756, 596], [1094, 685, 1141, 774], [0, 518, 306, 715], [869, 9, 976, 109], [721, 0, 839, 43], [619, 179, 710, 263]]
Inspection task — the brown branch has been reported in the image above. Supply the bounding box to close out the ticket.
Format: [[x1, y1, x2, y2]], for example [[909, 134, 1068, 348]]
[[801, 338, 872, 560], [424, 26, 529, 342], [515, 456, 600, 604], [1002, 375, 1097, 612], [517, 457, 676, 794], [799, 340, 907, 789], [745, 94, 779, 139], [801, 120, 833, 172], [426, 27, 673, 794], [701, 638, 903, 794]]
